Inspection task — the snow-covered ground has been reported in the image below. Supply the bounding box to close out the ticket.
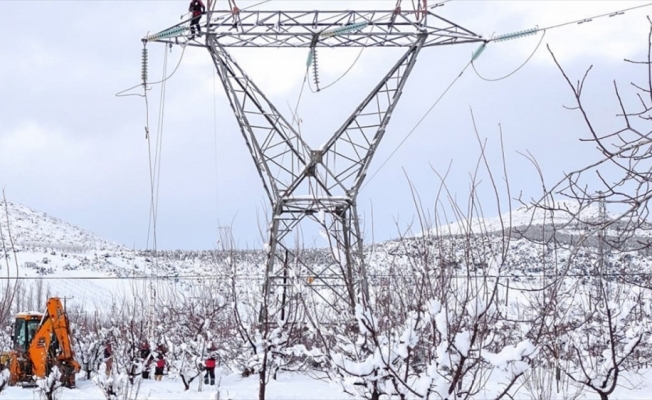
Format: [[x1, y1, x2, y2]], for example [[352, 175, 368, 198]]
[[2, 371, 348, 400], [3, 200, 652, 400], [2, 369, 652, 399]]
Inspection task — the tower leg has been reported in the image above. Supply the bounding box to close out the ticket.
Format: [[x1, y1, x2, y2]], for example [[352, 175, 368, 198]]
[[209, 34, 426, 318]]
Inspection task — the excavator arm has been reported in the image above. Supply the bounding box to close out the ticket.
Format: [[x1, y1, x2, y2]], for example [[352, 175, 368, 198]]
[[27, 298, 80, 387]]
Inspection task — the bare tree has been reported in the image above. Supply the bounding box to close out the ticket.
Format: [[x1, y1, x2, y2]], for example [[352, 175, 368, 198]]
[[524, 21, 652, 399], [159, 278, 230, 391], [540, 18, 652, 251], [0, 191, 20, 326], [294, 126, 545, 400]]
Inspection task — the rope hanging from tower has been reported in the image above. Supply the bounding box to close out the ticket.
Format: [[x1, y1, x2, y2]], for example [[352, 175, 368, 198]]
[[115, 44, 188, 98]]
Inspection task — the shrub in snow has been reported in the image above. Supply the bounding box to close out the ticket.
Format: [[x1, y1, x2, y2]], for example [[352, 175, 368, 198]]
[[329, 293, 535, 399], [153, 277, 234, 390], [549, 281, 649, 400], [305, 227, 539, 399], [73, 323, 110, 380], [0, 368, 9, 393], [166, 335, 206, 390], [36, 366, 64, 400], [93, 372, 141, 400]]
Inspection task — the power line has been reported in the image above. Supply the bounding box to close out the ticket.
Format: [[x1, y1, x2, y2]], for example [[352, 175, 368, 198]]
[[115, 44, 187, 98], [363, 59, 472, 189], [480, 2, 652, 46], [528, 2, 652, 36], [6, 271, 652, 280], [362, 1, 652, 188], [472, 30, 547, 82]]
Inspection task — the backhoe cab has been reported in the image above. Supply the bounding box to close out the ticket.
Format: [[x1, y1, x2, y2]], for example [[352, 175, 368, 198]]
[[5, 298, 80, 388]]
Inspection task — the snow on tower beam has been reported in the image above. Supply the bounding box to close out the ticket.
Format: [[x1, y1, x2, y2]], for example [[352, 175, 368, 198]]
[[143, 9, 482, 47]]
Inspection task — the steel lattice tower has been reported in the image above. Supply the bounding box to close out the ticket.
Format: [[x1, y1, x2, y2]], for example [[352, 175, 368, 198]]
[[145, 6, 483, 316]]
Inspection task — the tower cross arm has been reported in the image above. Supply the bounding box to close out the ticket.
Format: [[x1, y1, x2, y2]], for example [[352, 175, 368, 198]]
[[144, 9, 483, 47]]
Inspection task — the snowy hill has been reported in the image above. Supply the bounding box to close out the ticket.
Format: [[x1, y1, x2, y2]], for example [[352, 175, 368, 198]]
[[1, 201, 125, 252], [432, 202, 610, 235], [0, 201, 150, 312], [3, 200, 652, 400], [429, 202, 652, 251], [1, 199, 651, 312]]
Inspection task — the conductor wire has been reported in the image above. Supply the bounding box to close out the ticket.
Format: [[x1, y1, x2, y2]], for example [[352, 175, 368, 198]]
[[472, 30, 546, 82], [116, 45, 188, 98], [363, 59, 473, 189], [146, 47, 171, 253]]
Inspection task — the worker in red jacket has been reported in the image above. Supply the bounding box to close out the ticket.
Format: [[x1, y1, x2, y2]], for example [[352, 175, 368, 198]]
[[154, 355, 167, 381], [188, 0, 206, 39], [204, 355, 216, 385]]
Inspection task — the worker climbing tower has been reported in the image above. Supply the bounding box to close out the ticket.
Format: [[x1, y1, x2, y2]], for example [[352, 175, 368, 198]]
[[144, 3, 483, 316]]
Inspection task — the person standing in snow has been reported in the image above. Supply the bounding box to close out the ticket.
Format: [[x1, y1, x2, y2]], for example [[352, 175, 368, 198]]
[[140, 341, 152, 379], [204, 354, 216, 385], [103, 341, 113, 375], [188, 0, 206, 39], [154, 354, 167, 381]]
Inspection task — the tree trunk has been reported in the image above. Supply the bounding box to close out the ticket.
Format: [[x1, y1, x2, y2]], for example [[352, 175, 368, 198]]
[[181, 374, 190, 391], [259, 369, 266, 400]]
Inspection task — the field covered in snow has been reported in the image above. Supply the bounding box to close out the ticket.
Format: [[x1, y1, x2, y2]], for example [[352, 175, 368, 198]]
[[3, 369, 652, 399], [2, 200, 652, 400], [2, 372, 349, 400]]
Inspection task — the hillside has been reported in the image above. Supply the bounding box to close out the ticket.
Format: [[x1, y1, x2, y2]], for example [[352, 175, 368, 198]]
[[2, 200, 652, 400], [1, 199, 650, 311], [1, 201, 125, 252], [0, 201, 149, 311]]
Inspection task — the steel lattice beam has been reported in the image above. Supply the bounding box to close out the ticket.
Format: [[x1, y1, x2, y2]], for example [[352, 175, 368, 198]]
[[209, 33, 427, 312], [145, 7, 481, 318], [144, 9, 482, 48], [208, 38, 311, 202]]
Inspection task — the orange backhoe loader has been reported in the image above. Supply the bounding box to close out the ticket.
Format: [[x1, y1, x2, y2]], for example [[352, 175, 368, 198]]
[[4, 297, 81, 387]]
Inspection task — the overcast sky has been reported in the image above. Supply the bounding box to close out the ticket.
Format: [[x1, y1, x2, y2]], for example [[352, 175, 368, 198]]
[[1, 0, 651, 250]]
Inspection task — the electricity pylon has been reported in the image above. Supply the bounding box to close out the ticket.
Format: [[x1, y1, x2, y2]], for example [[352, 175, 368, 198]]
[[145, 7, 483, 317]]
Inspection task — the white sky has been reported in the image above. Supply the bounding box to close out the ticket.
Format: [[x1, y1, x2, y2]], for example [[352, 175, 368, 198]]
[[1, 0, 651, 250]]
